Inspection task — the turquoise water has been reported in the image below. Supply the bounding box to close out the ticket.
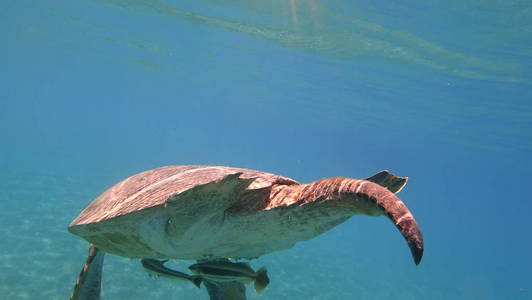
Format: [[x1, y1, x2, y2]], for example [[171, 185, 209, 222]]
[[1, 0, 531, 299]]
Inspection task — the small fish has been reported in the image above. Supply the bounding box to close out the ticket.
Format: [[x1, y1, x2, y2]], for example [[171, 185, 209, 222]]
[[141, 259, 202, 288], [189, 261, 269, 293]]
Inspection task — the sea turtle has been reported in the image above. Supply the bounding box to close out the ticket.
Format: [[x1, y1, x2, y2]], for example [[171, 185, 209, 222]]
[[68, 165, 423, 299]]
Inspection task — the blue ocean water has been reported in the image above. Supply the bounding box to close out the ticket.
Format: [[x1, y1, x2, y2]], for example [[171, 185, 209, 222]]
[[1, 0, 531, 299]]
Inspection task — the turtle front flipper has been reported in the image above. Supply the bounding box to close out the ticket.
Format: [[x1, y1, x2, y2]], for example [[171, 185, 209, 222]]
[[70, 245, 105, 300], [365, 170, 408, 194]]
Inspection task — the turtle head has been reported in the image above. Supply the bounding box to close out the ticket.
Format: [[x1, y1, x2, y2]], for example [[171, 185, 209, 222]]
[[291, 177, 424, 265]]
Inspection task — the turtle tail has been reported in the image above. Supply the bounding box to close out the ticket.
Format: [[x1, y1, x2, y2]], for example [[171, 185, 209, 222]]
[[254, 267, 270, 293]]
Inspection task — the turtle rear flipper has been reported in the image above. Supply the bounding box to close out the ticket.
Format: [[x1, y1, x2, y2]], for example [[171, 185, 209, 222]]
[[70, 245, 105, 300], [365, 170, 408, 194]]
